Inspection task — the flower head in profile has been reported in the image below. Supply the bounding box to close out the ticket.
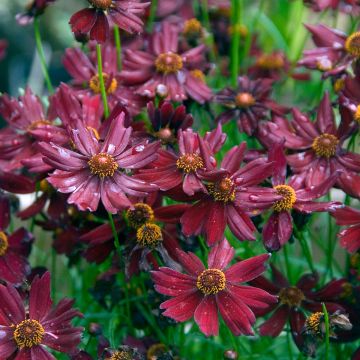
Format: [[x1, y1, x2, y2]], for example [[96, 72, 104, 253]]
[[151, 238, 276, 336], [39, 111, 160, 213], [16, 0, 56, 25], [69, 0, 149, 43], [0, 272, 83, 359]]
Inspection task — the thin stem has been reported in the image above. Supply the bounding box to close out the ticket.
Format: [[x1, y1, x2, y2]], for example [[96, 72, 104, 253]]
[[108, 212, 120, 250], [286, 324, 294, 360], [96, 43, 110, 118], [34, 17, 54, 93], [283, 244, 293, 284], [322, 302, 330, 360], [51, 249, 56, 301], [230, 0, 242, 86], [295, 227, 315, 273], [200, 0, 216, 63], [326, 193, 334, 279], [113, 26, 122, 71], [147, 0, 158, 32]]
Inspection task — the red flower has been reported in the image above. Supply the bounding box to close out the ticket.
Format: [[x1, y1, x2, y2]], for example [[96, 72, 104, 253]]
[[151, 238, 276, 336], [0, 272, 83, 359], [69, 0, 149, 43], [39, 112, 159, 213], [259, 93, 360, 198], [331, 206, 360, 252], [119, 21, 212, 103]]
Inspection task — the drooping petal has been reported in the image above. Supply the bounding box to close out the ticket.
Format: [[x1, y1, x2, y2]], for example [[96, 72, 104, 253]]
[[194, 296, 219, 337], [259, 305, 289, 337]]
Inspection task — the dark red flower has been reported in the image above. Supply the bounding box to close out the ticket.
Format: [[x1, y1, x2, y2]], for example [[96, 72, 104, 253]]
[[38, 112, 159, 213], [69, 0, 149, 43], [259, 93, 360, 198], [119, 21, 212, 103], [16, 0, 56, 25], [151, 238, 276, 336], [215, 76, 288, 135], [304, 0, 360, 14], [0, 272, 83, 359]]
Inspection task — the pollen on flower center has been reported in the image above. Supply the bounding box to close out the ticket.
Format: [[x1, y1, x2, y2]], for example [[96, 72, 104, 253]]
[[183, 18, 202, 37], [278, 287, 305, 307], [208, 177, 236, 202], [273, 185, 297, 212], [88, 153, 118, 178], [89, 73, 118, 95], [146, 343, 167, 360], [305, 312, 324, 335], [108, 350, 132, 360], [235, 92, 256, 108], [127, 203, 155, 229], [13, 319, 45, 348], [256, 54, 284, 70], [176, 153, 204, 173], [345, 31, 360, 57], [136, 223, 162, 248], [354, 105, 360, 124], [155, 52, 183, 74], [312, 133, 339, 158], [89, 0, 113, 10], [196, 269, 226, 295], [0, 231, 8, 256]]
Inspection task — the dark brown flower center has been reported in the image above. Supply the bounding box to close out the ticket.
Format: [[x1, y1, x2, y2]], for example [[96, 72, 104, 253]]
[[208, 177, 236, 202], [88, 153, 118, 178], [127, 203, 154, 229], [312, 133, 339, 158], [136, 223, 162, 248], [235, 92, 255, 108], [155, 53, 183, 74], [273, 185, 297, 212], [278, 287, 305, 307], [197, 269, 226, 295], [89, 0, 113, 10], [190, 69, 206, 83], [13, 319, 45, 348], [89, 73, 118, 95], [27, 120, 52, 131], [0, 231, 8, 256], [183, 18, 202, 36], [108, 350, 132, 360], [176, 153, 204, 173], [146, 343, 167, 360], [345, 31, 360, 57], [305, 312, 323, 335], [256, 54, 284, 70]]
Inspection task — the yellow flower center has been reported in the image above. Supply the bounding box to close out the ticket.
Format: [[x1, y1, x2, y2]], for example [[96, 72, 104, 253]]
[[108, 350, 132, 360], [278, 287, 305, 307], [127, 203, 155, 229], [88, 153, 118, 178], [146, 343, 167, 360], [155, 53, 183, 74], [27, 120, 52, 131], [208, 177, 236, 202], [273, 185, 297, 212], [136, 223, 162, 248], [196, 269, 226, 295], [89, 0, 113, 10], [183, 18, 202, 36], [176, 153, 204, 173], [0, 231, 8, 256], [190, 69, 206, 83], [312, 133, 339, 158], [13, 319, 45, 348], [89, 73, 118, 95], [235, 92, 255, 108], [256, 54, 284, 70], [354, 105, 360, 124], [334, 78, 345, 93], [345, 31, 360, 57], [305, 312, 323, 335]]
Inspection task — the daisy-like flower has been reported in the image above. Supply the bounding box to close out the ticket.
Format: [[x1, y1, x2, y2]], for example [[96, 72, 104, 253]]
[[181, 142, 281, 245], [331, 206, 360, 252], [69, 0, 149, 43], [259, 93, 360, 198], [38, 112, 160, 213], [262, 143, 342, 251], [151, 238, 276, 336], [119, 21, 212, 103], [0, 271, 83, 359], [298, 24, 360, 78], [215, 76, 288, 135]]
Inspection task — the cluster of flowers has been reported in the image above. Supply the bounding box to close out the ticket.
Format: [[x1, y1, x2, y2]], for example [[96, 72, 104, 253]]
[[0, 0, 359, 359]]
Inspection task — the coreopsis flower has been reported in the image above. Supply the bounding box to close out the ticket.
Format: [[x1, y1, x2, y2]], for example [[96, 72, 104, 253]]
[[103, 346, 142, 360], [123, 336, 172, 360], [298, 24, 360, 78], [0, 88, 67, 172], [16, 0, 56, 25], [0, 272, 83, 359], [38, 112, 160, 213], [119, 22, 212, 103], [262, 143, 342, 251], [259, 93, 360, 198], [151, 238, 276, 336], [181, 142, 281, 245], [331, 206, 360, 253], [69, 0, 149, 43], [63, 45, 145, 115], [215, 76, 288, 135], [252, 267, 345, 350]]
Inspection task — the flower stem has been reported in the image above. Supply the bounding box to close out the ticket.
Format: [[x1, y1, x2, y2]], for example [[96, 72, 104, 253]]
[[283, 244, 293, 284], [295, 227, 315, 273], [108, 212, 120, 250], [322, 302, 330, 360], [230, 0, 242, 87], [147, 0, 158, 32], [326, 193, 334, 279], [96, 43, 110, 118], [113, 25, 122, 71], [200, 0, 216, 63], [34, 17, 54, 93]]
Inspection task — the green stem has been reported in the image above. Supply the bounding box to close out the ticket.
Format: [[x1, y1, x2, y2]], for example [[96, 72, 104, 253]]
[[322, 302, 330, 360], [147, 0, 158, 32], [51, 248, 56, 301], [113, 26, 122, 71], [283, 244, 293, 284], [200, 0, 216, 63], [326, 193, 334, 279], [34, 17, 54, 93], [230, 0, 242, 86], [295, 227, 315, 273], [108, 212, 120, 250], [96, 43, 110, 118]]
